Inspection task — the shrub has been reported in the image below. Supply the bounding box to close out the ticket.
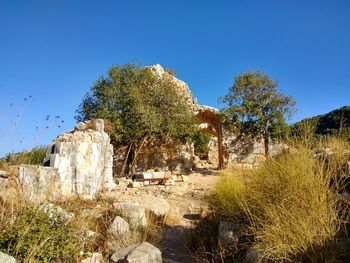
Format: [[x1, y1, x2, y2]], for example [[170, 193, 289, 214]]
[[193, 132, 212, 158], [1, 146, 46, 165], [209, 148, 344, 262], [0, 204, 80, 262]]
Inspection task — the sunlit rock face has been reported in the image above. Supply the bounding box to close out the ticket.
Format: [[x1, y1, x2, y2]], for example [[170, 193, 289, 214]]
[[43, 119, 116, 197], [146, 64, 195, 109]]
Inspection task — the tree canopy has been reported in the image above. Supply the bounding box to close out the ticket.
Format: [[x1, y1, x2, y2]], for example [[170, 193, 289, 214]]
[[221, 71, 295, 156], [75, 64, 196, 174]]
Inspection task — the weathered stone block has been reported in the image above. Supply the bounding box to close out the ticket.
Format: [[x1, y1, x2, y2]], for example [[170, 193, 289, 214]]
[[18, 165, 61, 202], [111, 242, 162, 263]]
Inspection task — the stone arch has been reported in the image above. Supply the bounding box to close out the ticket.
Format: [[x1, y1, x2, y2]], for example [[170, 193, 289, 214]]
[[195, 106, 224, 169]]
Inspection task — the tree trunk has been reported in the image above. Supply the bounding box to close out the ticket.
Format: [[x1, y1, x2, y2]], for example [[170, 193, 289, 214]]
[[129, 136, 148, 176], [120, 143, 133, 177], [264, 131, 270, 157]]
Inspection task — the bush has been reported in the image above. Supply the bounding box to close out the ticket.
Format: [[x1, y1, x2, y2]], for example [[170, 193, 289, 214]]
[[0, 204, 80, 262], [208, 147, 345, 262], [193, 132, 212, 158], [1, 146, 46, 165]]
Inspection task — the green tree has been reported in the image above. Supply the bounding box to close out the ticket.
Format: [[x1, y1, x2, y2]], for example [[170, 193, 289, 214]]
[[76, 64, 196, 175], [221, 71, 295, 156], [193, 132, 212, 158]]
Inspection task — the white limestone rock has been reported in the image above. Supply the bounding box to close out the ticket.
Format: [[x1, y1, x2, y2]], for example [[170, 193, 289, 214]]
[[17, 165, 61, 202], [113, 201, 148, 229], [111, 242, 162, 263], [109, 216, 130, 236], [43, 119, 116, 197], [0, 252, 16, 263]]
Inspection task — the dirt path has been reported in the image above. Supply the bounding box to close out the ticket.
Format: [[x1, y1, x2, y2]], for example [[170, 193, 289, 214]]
[[159, 170, 218, 263]]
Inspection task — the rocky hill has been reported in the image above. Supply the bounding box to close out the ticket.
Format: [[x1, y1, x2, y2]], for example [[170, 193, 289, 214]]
[[293, 106, 350, 135]]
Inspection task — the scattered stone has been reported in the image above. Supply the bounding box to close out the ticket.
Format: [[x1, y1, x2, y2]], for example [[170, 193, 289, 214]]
[[114, 201, 148, 228], [109, 216, 130, 235], [0, 252, 16, 263], [0, 170, 10, 178], [246, 245, 266, 263], [81, 252, 103, 263], [111, 242, 162, 263], [218, 221, 241, 247]]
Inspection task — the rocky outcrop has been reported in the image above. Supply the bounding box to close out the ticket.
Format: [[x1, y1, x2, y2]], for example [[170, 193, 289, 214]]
[[147, 64, 194, 110], [43, 119, 116, 197], [16, 119, 116, 201]]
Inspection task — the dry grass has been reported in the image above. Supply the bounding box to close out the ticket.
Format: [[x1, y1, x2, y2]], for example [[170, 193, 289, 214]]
[[205, 143, 348, 262]]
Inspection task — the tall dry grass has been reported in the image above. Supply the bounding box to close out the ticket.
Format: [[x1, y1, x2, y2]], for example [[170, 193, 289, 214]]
[[207, 140, 349, 262]]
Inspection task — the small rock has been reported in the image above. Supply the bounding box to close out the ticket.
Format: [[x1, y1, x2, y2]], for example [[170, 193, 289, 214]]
[[81, 252, 103, 263], [130, 182, 143, 188], [218, 221, 240, 247], [0, 170, 10, 178], [0, 252, 16, 263], [246, 245, 266, 263], [111, 242, 162, 263], [109, 216, 130, 235]]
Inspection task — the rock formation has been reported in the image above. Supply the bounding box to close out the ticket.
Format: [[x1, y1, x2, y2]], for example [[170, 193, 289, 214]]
[[18, 119, 116, 201], [43, 119, 116, 196]]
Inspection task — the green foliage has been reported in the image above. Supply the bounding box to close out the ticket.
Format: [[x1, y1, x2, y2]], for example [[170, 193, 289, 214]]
[[221, 71, 295, 155], [0, 205, 80, 262], [1, 146, 46, 165], [292, 106, 350, 137], [76, 63, 196, 144], [193, 132, 212, 158], [75, 63, 196, 174]]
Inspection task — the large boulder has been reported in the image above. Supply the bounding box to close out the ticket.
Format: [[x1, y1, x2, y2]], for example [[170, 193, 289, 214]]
[[42, 119, 116, 197], [111, 242, 162, 263], [113, 201, 148, 229], [0, 252, 16, 263], [17, 165, 61, 202]]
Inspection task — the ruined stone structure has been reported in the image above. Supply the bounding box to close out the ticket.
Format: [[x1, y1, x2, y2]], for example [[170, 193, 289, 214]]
[[195, 105, 224, 169], [18, 119, 116, 201], [43, 119, 116, 196]]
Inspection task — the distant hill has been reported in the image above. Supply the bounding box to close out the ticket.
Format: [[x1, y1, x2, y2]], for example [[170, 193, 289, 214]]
[[293, 106, 350, 135]]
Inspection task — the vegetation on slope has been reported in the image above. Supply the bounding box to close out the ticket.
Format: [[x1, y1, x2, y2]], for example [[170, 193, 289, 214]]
[[292, 106, 350, 136], [192, 134, 350, 262]]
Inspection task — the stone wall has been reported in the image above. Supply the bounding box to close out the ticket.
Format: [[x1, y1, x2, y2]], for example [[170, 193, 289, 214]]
[[207, 133, 288, 169], [113, 142, 194, 176]]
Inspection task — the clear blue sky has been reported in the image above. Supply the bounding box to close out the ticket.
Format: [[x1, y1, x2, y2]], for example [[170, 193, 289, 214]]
[[0, 0, 349, 156]]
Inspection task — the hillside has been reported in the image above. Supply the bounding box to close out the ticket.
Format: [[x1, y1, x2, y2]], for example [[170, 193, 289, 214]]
[[294, 106, 350, 135]]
